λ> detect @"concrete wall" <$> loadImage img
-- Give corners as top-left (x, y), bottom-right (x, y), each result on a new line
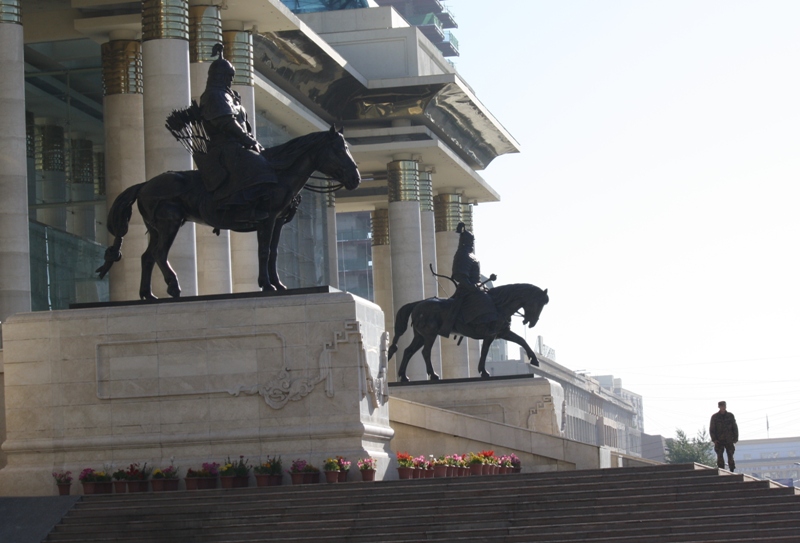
top-left (389, 397), bottom-right (609, 472)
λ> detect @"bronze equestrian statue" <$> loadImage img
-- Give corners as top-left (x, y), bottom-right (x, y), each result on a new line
top-left (97, 45), bottom-right (361, 299)
top-left (389, 223), bottom-right (548, 381)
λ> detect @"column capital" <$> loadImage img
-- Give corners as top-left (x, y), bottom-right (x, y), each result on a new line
top-left (371, 208), bottom-right (390, 246)
top-left (0, 0), bottom-right (21, 25)
top-left (101, 40), bottom-right (143, 95)
top-left (387, 159), bottom-right (419, 203)
top-left (189, 4), bottom-right (222, 63)
top-left (142, 0), bottom-right (189, 42)
top-left (433, 193), bottom-right (462, 233)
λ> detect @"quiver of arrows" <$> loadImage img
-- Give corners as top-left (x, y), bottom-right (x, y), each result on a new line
top-left (165, 100), bottom-right (209, 155)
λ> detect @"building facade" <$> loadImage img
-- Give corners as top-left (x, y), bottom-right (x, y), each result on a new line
top-left (0, 0), bottom-right (518, 465)
top-left (736, 436), bottom-right (800, 487)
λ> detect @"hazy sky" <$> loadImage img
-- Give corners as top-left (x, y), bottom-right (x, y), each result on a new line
top-left (452, 1), bottom-right (800, 440)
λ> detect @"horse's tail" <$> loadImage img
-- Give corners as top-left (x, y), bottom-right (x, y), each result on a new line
top-left (96, 183), bottom-right (144, 279)
top-left (387, 300), bottom-right (423, 360)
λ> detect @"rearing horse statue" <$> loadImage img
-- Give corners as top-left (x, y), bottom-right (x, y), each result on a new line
top-left (96, 127), bottom-right (361, 299)
top-left (388, 283), bottom-right (549, 381)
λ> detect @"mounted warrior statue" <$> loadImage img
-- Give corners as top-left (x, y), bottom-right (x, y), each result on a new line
top-left (96, 44), bottom-right (361, 299)
top-left (389, 222), bottom-right (549, 381)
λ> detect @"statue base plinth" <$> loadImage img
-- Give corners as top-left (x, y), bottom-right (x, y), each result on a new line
top-left (0, 291), bottom-right (391, 495)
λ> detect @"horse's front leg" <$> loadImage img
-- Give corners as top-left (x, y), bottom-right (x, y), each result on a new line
top-left (257, 217), bottom-right (278, 291)
top-left (498, 329), bottom-right (539, 367)
top-left (478, 337), bottom-right (495, 378)
top-left (267, 218), bottom-right (287, 290)
top-left (421, 335), bottom-right (440, 381)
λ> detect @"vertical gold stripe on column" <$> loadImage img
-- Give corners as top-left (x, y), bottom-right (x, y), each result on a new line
top-left (35, 125), bottom-right (65, 173)
top-left (189, 5), bottom-right (222, 63)
top-left (433, 193), bottom-right (462, 233)
top-left (25, 111), bottom-right (34, 158)
top-left (461, 202), bottom-right (474, 232)
top-left (223, 30), bottom-right (254, 86)
top-left (70, 139), bottom-right (94, 185)
top-left (387, 160), bottom-right (419, 203)
top-left (418, 170), bottom-right (433, 213)
top-left (101, 40), bottom-right (143, 96)
top-left (371, 208), bottom-right (390, 246)
top-left (0, 0), bottom-right (21, 25)
top-left (94, 151), bottom-right (106, 196)
top-left (142, 0), bottom-right (189, 41)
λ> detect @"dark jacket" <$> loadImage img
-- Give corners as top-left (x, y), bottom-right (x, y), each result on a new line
top-left (709, 411), bottom-right (739, 444)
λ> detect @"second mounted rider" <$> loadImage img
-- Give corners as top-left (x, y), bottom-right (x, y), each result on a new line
top-left (440, 222), bottom-right (498, 338)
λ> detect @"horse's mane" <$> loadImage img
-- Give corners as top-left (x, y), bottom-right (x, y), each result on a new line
top-left (488, 283), bottom-right (548, 309)
top-left (261, 130), bottom-right (329, 171)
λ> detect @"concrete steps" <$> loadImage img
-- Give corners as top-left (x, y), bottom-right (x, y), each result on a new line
top-left (44, 463), bottom-right (800, 543)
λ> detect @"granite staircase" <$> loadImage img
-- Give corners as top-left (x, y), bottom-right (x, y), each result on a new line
top-left (44, 463), bottom-right (800, 543)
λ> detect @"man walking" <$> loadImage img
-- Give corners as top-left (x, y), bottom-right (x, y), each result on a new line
top-left (709, 401), bottom-right (739, 472)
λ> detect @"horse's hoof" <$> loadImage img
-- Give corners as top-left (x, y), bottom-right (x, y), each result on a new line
top-left (428, 373), bottom-right (440, 381)
top-left (261, 284), bottom-right (277, 292)
top-left (529, 357), bottom-right (540, 367)
top-left (387, 344), bottom-right (397, 360)
top-left (167, 282), bottom-right (181, 298)
top-left (272, 282), bottom-right (287, 291)
top-left (398, 374), bottom-right (409, 383)
top-left (140, 292), bottom-right (157, 301)
top-left (480, 371), bottom-right (491, 379)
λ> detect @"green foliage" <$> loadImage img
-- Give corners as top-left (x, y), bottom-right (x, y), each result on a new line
top-left (666, 428), bottom-right (716, 466)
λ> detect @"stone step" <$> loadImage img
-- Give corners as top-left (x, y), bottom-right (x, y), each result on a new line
top-left (44, 465), bottom-right (800, 543)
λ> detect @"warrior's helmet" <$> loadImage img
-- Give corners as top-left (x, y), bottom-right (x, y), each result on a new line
top-left (456, 221), bottom-right (475, 249)
top-left (206, 43), bottom-right (235, 88)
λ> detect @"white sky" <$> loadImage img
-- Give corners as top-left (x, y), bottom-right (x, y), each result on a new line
top-left (452, 1), bottom-right (800, 441)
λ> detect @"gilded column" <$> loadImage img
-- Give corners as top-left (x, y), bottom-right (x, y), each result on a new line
top-left (434, 193), bottom-right (470, 379)
top-left (388, 158), bottom-right (426, 381)
top-left (189, 3), bottom-right (231, 295)
top-left (418, 168), bottom-right (442, 377)
top-left (223, 24), bottom-right (261, 293)
top-left (35, 122), bottom-right (67, 230)
top-left (142, 0), bottom-right (197, 297)
top-left (102, 37), bottom-right (148, 301)
top-left (0, 0), bottom-right (31, 325)
top-left (371, 208), bottom-right (393, 372)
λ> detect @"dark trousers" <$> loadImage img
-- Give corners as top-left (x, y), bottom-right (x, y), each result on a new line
top-left (715, 442), bottom-right (735, 470)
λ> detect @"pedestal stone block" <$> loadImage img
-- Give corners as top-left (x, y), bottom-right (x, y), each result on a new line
top-left (0, 291), bottom-right (392, 495)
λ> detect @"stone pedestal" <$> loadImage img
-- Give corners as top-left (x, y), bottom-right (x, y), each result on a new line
top-left (0, 290), bottom-right (393, 495)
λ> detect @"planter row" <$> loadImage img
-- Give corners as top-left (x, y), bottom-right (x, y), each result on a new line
top-left (397, 465), bottom-right (521, 479)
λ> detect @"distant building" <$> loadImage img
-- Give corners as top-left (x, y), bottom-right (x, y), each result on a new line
top-left (486, 338), bottom-right (643, 458)
top-left (736, 436), bottom-right (800, 487)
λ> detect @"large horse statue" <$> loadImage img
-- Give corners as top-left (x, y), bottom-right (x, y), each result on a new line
top-left (96, 126), bottom-right (361, 299)
top-left (388, 283), bottom-right (549, 381)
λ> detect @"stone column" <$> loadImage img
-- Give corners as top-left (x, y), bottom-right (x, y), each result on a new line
top-left (189, 3), bottom-right (231, 295)
top-left (0, 0), bottom-right (31, 326)
top-left (35, 122), bottom-right (67, 230)
top-left (142, 0), bottom-right (197, 297)
top-left (371, 207), bottom-right (393, 352)
top-left (326, 189), bottom-right (339, 288)
top-left (223, 24), bottom-right (260, 294)
top-left (461, 201), bottom-right (481, 369)
top-left (102, 37), bottom-right (148, 301)
top-left (388, 158), bottom-right (426, 381)
top-left (418, 168), bottom-right (442, 377)
top-left (434, 193), bottom-right (470, 379)
top-left (67, 137), bottom-right (96, 241)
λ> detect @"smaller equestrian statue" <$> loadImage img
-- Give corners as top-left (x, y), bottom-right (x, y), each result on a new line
top-left (97, 44), bottom-right (361, 299)
top-left (388, 222), bottom-right (548, 381)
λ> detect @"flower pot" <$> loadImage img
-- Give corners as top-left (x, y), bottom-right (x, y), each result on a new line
top-left (290, 472), bottom-right (305, 485)
top-left (360, 469), bottom-right (375, 482)
top-left (325, 471), bottom-right (339, 484)
top-left (338, 470), bottom-right (348, 483)
top-left (412, 468), bottom-right (422, 479)
top-left (512, 467), bottom-right (521, 473)
top-left (481, 464), bottom-right (491, 475)
top-left (269, 474), bottom-right (282, 486)
top-left (81, 482), bottom-right (95, 495)
top-left (152, 479), bottom-right (179, 492)
top-left (185, 477), bottom-right (216, 490)
top-left (220, 476), bottom-right (248, 489)
top-left (57, 483), bottom-right (71, 496)
top-left (446, 466), bottom-right (455, 477)
top-left (424, 468), bottom-right (434, 478)
top-left (469, 464), bottom-right (483, 476)
top-left (113, 481), bottom-right (127, 494)
top-left (94, 482), bottom-right (113, 494)
top-left (255, 474), bottom-right (270, 487)
top-left (433, 465), bottom-right (448, 478)
top-left (127, 480), bottom-right (149, 493)
top-left (303, 473), bottom-right (314, 484)
top-left (397, 467), bottom-right (413, 480)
